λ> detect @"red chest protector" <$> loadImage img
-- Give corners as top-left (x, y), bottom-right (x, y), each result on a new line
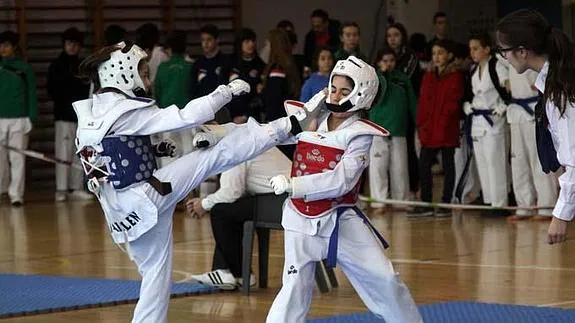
top-left (289, 118), bottom-right (389, 217)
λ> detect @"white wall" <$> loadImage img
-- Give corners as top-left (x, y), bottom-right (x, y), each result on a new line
top-left (242, 0), bottom-right (440, 61)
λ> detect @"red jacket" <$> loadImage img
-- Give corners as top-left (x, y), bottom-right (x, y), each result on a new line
top-left (416, 66), bottom-right (464, 148)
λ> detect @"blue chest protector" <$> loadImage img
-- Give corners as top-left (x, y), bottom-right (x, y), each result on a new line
top-left (100, 135), bottom-right (158, 189)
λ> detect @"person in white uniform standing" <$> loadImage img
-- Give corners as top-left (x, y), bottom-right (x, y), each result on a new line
top-left (506, 67), bottom-right (558, 221)
top-left (266, 56), bottom-right (422, 323)
top-left (0, 31), bottom-right (37, 206)
top-left (73, 41), bottom-right (316, 323)
top-left (463, 33), bottom-right (510, 214)
top-left (496, 9), bottom-right (575, 244)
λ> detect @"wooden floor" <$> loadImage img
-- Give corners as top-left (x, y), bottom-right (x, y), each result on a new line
top-left (1, 197), bottom-right (575, 322)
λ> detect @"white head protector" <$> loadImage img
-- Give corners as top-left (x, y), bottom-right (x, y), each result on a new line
top-left (97, 41), bottom-right (148, 97)
top-left (325, 55), bottom-right (379, 113)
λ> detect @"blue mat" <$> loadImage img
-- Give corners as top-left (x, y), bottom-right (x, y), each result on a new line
top-left (308, 301), bottom-right (575, 322)
top-left (0, 273), bottom-right (217, 318)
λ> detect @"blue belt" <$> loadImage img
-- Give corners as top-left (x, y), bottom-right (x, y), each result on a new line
top-left (510, 96), bottom-right (538, 116)
top-left (462, 108), bottom-right (493, 147)
top-left (326, 206), bottom-right (389, 268)
top-left (471, 108), bottom-right (494, 126)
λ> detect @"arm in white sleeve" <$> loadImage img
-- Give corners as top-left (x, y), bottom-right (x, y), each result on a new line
top-left (553, 165), bottom-right (575, 221)
top-left (552, 103), bottom-right (575, 221)
top-left (201, 162), bottom-right (248, 211)
top-left (290, 135), bottom-right (371, 201)
top-left (495, 59), bottom-right (510, 86)
top-left (112, 87), bottom-right (231, 136)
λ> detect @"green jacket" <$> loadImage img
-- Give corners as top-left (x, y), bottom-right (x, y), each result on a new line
top-left (0, 57), bottom-right (37, 120)
top-left (333, 47), bottom-right (366, 62)
top-left (388, 69), bottom-right (417, 121)
top-left (154, 54), bottom-right (193, 109)
top-left (368, 70), bottom-right (416, 137)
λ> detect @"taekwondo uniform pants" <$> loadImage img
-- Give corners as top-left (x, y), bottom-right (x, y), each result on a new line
top-left (124, 118), bottom-right (290, 323)
top-left (266, 211), bottom-right (422, 323)
top-left (369, 136), bottom-right (409, 203)
top-left (473, 131), bottom-right (509, 207)
top-left (0, 118), bottom-right (30, 203)
top-left (510, 121), bottom-right (558, 216)
top-left (54, 121), bottom-right (84, 192)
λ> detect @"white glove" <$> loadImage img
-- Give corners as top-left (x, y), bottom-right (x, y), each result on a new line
top-left (269, 175), bottom-right (292, 195)
top-left (493, 102), bottom-right (507, 117)
top-left (284, 89), bottom-right (327, 132)
top-left (304, 89), bottom-right (327, 116)
top-left (193, 131), bottom-right (220, 149)
top-left (463, 102), bottom-right (474, 116)
top-left (227, 79), bottom-right (250, 97)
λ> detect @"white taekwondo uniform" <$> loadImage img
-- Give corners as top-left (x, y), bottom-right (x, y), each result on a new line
top-left (74, 88), bottom-right (294, 323)
top-left (507, 68), bottom-right (557, 217)
top-left (535, 61), bottom-right (575, 222)
top-left (266, 113), bottom-right (422, 323)
top-left (467, 58), bottom-right (510, 207)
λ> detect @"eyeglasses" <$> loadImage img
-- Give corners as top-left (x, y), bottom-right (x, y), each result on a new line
top-left (494, 45), bottom-right (523, 57)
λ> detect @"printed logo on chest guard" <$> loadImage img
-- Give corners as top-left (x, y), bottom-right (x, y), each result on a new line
top-left (306, 149), bottom-right (325, 163)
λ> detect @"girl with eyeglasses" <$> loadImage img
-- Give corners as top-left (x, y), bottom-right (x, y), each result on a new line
top-left (496, 8), bottom-right (575, 244)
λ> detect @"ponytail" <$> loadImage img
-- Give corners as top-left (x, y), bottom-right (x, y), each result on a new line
top-left (544, 26), bottom-right (575, 115)
top-left (497, 9), bottom-right (575, 115)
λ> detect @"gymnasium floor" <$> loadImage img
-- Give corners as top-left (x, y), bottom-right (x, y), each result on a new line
top-left (1, 197), bottom-right (574, 322)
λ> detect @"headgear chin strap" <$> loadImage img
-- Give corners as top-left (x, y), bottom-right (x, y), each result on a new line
top-left (325, 101), bottom-right (354, 113)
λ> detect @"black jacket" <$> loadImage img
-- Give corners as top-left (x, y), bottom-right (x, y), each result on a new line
top-left (228, 55), bottom-right (266, 120)
top-left (47, 52), bottom-right (90, 122)
top-left (190, 51), bottom-right (232, 99)
top-left (303, 19), bottom-right (341, 66)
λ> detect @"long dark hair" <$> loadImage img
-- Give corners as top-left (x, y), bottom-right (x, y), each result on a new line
top-left (263, 28), bottom-right (301, 98)
top-left (385, 22), bottom-right (409, 51)
top-left (497, 8), bottom-right (575, 115)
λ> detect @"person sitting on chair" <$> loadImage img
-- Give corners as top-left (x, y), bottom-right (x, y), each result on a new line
top-left (187, 146), bottom-right (291, 290)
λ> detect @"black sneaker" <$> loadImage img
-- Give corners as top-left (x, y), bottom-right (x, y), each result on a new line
top-left (481, 209), bottom-right (511, 217)
top-left (407, 206), bottom-right (434, 217)
top-left (434, 207), bottom-right (451, 217)
top-left (11, 201), bottom-right (22, 207)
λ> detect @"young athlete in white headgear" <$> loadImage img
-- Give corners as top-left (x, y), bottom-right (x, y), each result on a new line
top-left (73, 41), bottom-right (319, 323)
top-left (265, 56), bottom-right (422, 323)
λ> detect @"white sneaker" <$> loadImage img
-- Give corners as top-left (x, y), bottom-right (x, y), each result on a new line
top-left (236, 273), bottom-right (257, 287)
top-left (191, 269), bottom-right (237, 290)
top-left (55, 191), bottom-right (67, 202)
top-left (68, 190), bottom-right (94, 201)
